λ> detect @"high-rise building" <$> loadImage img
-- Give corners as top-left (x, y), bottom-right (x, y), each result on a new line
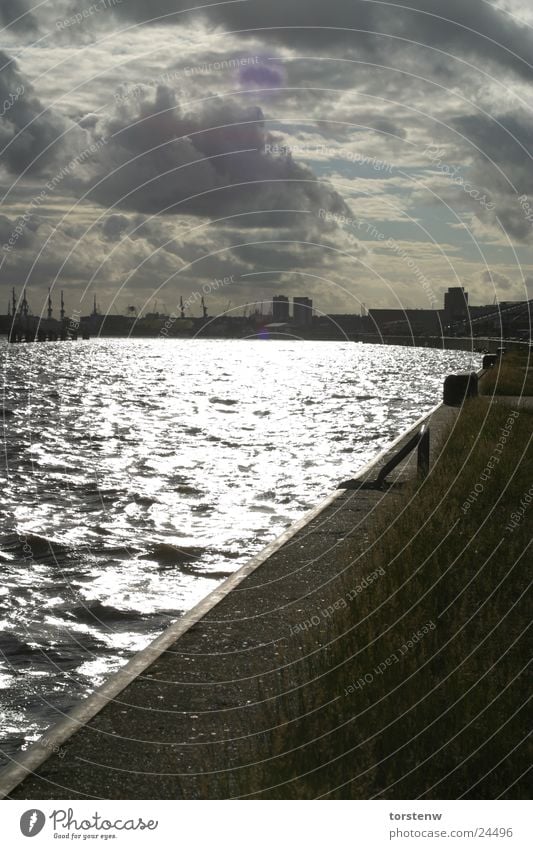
top-left (293, 297), bottom-right (313, 326)
top-left (444, 287), bottom-right (469, 323)
top-left (272, 295), bottom-right (290, 322)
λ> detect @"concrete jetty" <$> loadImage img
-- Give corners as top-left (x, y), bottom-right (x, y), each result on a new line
top-left (0, 395), bottom-right (464, 800)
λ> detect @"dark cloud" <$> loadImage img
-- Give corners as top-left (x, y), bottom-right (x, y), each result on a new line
top-left (382, 0), bottom-right (533, 81)
top-left (237, 58), bottom-right (286, 90)
top-left (454, 111), bottom-right (533, 193)
top-left (0, 51), bottom-right (67, 175)
top-left (101, 213), bottom-right (131, 241)
top-left (231, 237), bottom-right (362, 275)
top-left (0, 0), bottom-right (37, 33)
top-left (0, 211), bottom-right (39, 250)
top-left (82, 86), bottom-right (351, 225)
top-left (452, 111), bottom-right (533, 240)
top-left (113, 0), bottom-right (533, 80)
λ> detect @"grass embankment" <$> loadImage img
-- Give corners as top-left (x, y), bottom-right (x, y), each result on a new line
top-left (200, 394), bottom-right (531, 799)
top-left (480, 349), bottom-right (533, 396)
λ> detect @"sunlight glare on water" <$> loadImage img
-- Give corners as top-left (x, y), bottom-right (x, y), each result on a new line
top-left (0, 337), bottom-right (479, 758)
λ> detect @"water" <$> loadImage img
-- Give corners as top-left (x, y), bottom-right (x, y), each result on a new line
top-left (0, 338), bottom-right (478, 761)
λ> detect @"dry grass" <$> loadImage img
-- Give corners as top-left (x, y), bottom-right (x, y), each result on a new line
top-left (480, 350), bottom-right (533, 396)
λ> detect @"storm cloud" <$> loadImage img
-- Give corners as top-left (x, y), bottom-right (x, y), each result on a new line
top-left (451, 110), bottom-right (533, 240)
top-left (0, 0), bottom-right (37, 33)
top-left (112, 0), bottom-right (533, 80)
top-left (0, 51), bottom-right (68, 176)
top-left (82, 86), bottom-right (351, 225)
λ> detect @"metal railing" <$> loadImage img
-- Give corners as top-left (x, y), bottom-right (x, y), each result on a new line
top-left (340, 424), bottom-right (430, 490)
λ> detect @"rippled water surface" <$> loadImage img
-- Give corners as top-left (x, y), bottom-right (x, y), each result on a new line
top-left (0, 338), bottom-right (478, 760)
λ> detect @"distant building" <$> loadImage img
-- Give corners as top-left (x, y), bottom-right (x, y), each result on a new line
top-left (272, 295), bottom-right (290, 322)
top-left (444, 287), bottom-right (469, 323)
top-left (293, 297), bottom-right (313, 326)
top-left (368, 308), bottom-right (444, 335)
top-left (470, 300), bottom-right (532, 338)
top-left (324, 314), bottom-right (367, 336)
top-left (370, 288), bottom-right (471, 337)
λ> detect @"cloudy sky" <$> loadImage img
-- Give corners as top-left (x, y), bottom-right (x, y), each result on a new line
top-left (1, 0), bottom-right (533, 319)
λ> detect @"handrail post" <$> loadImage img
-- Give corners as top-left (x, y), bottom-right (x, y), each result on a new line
top-left (417, 425), bottom-right (430, 479)
top-left (340, 423), bottom-right (431, 490)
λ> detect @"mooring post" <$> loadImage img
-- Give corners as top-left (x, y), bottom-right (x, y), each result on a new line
top-left (443, 372), bottom-right (479, 406)
top-left (482, 354), bottom-right (497, 369)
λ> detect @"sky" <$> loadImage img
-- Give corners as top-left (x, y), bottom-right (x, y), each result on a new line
top-left (1, 0), bottom-right (533, 319)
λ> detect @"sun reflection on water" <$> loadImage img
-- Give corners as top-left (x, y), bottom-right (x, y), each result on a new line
top-left (0, 337), bottom-right (479, 757)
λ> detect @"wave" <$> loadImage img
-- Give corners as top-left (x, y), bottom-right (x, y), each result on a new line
top-left (139, 543), bottom-right (206, 564)
top-left (0, 533), bottom-right (71, 561)
top-left (67, 601), bottom-right (149, 625)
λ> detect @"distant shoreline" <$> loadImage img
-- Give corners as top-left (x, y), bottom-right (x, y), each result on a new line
top-left (0, 332), bottom-right (529, 352)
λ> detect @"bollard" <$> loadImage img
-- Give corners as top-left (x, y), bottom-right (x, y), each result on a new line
top-left (497, 347), bottom-right (506, 357)
top-left (482, 354), bottom-right (497, 369)
top-left (443, 372), bottom-right (479, 406)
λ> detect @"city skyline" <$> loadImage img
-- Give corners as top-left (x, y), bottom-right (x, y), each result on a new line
top-left (4, 280), bottom-right (531, 325)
